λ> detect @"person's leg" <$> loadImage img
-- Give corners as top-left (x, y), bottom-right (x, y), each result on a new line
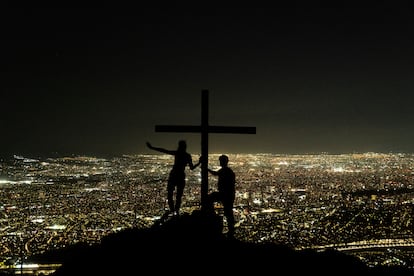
top-left (167, 180), bottom-right (175, 212)
top-left (223, 202), bottom-right (235, 237)
top-left (204, 192), bottom-right (220, 213)
top-left (174, 180), bottom-right (185, 215)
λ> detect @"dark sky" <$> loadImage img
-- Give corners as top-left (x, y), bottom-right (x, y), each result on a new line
top-left (2, 5), bottom-right (414, 158)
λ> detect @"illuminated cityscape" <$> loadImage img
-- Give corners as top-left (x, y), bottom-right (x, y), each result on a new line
top-left (1, 152), bottom-right (414, 274)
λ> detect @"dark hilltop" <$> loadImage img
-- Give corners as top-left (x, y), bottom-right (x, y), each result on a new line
top-left (27, 209), bottom-right (410, 276)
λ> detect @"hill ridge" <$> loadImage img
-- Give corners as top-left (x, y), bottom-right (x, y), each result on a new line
top-left (47, 210), bottom-right (412, 275)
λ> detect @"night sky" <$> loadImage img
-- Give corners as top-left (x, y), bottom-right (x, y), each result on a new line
top-left (2, 6), bottom-right (414, 158)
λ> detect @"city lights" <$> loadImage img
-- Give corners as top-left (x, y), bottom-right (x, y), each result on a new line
top-left (0, 152), bottom-right (414, 273)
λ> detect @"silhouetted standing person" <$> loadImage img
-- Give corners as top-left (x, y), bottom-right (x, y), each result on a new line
top-left (207, 154), bottom-right (236, 237)
top-left (146, 140), bottom-right (200, 215)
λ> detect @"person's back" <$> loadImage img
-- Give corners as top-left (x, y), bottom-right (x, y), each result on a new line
top-left (217, 166), bottom-right (235, 202)
top-left (172, 151), bottom-right (192, 172)
top-left (146, 140), bottom-right (200, 215)
top-left (208, 154), bottom-right (236, 237)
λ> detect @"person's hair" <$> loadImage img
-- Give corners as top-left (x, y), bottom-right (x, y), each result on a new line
top-left (178, 140), bottom-right (187, 150)
top-left (219, 154), bottom-right (229, 165)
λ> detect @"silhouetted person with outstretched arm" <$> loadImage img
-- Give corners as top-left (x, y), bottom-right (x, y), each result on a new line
top-left (146, 140), bottom-right (201, 215)
top-left (207, 154), bottom-right (236, 237)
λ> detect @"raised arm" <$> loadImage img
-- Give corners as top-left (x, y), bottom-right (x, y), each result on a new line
top-left (146, 142), bottom-right (175, 155)
top-left (189, 155), bottom-right (202, 170)
top-left (208, 168), bottom-right (219, 176)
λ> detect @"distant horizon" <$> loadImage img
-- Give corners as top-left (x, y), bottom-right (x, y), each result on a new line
top-left (3, 150), bottom-right (414, 160)
top-left (3, 7), bottom-right (414, 163)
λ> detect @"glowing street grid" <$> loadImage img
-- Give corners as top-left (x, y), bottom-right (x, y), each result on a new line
top-left (0, 152), bottom-right (413, 273)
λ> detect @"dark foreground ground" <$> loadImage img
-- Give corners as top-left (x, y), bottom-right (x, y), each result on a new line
top-left (26, 210), bottom-right (414, 276)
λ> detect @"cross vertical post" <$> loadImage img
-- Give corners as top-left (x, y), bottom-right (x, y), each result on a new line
top-left (200, 90), bottom-right (209, 206)
top-left (155, 89), bottom-right (256, 210)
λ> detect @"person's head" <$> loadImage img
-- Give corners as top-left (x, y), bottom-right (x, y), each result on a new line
top-left (219, 154), bottom-right (229, 167)
top-left (178, 140), bottom-right (187, 151)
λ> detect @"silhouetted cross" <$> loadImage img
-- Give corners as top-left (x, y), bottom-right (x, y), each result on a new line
top-left (155, 89), bottom-right (256, 209)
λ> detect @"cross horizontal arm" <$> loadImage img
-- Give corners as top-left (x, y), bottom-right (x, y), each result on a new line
top-left (155, 125), bottom-right (256, 134)
top-left (208, 126), bottom-right (256, 134)
top-left (155, 125), bottom-right (201, 133)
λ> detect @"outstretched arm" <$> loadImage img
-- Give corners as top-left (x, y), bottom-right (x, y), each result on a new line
top-left (208, 168), bottom-right (219, 176)
top-left (189, 156), bottom-right (202, 170)
top-left (146, 142), bottom-right (175, 155)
